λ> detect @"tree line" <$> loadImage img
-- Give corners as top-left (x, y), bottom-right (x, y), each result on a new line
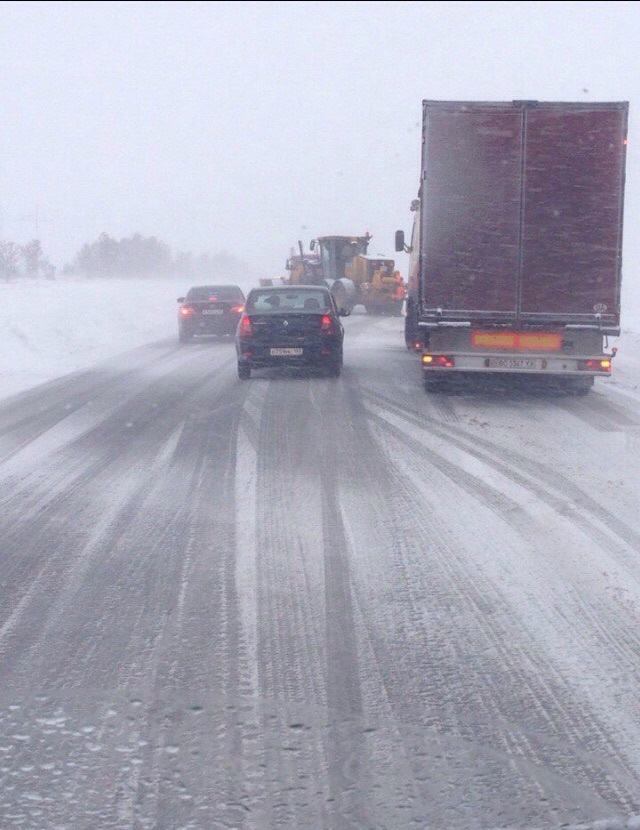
top-left (0, 232), bottom-right (253, 281)
top-left (0, 239), bottom-right (55, 280)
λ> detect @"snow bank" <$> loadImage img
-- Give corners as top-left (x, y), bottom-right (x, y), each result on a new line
top-left (0, 277), bottom-right (257, 400)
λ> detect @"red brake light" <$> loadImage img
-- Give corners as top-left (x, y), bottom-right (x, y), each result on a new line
top-left (180, 306), bottom-right (194, 316)
top-left (581, 358), bottom-right (611, 372)
top-left (231, 304), bottom-right (244, 313)
top-left (238, 314), bottom-right (252, 336)
top-left (320, 314), bottom-right (332, 333)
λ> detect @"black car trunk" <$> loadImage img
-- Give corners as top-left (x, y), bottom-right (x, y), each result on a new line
top-left (249, 313), bottom-right (326, 345)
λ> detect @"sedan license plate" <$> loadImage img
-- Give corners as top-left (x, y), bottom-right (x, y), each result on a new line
top-left (487, 357), bottom-right (542, 370)
top-left (202, 309), bottom-right (224, 315)
top-left (270, 347), bottom-right (303, 356)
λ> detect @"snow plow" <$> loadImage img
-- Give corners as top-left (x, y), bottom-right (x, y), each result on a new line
top-left (345, 254), bottom-right (404, 315)
top-left (285, 234), bottom-right (403, 314)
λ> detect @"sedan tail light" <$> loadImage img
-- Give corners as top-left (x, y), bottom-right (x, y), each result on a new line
top-left (238, 314), bottom-right (253, 336)
top-left (320, 314), bottom-right (333, 333)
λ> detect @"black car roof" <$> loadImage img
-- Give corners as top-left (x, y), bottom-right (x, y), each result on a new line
top-left (189, 284), bottom-right (242, 290)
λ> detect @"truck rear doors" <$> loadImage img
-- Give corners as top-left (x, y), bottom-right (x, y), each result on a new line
top-left (419, 101), bottom-right (627, 331)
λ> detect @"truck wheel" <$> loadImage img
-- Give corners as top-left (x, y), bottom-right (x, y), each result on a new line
top-left (404, 301), bottom-right (419, 349)
top-left (568, 377), bottom-right (593, 395)
top-left (423, 375), bottom-right (440, 393)
top-left (238, 363), bottom-right (251, 380)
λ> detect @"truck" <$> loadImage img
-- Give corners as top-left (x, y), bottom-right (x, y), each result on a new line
top-left (286, 234), bottom-right (404, 314)
top-left (396, 100), bottom-right (628, 394)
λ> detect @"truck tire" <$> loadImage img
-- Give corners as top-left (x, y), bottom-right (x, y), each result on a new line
top-left (405, 299), bottom-right (419, 349)
top-left (568, 376), bottom-right (593, 395)
top-left (423, 375), bottom-right (441, 393)
top-left (237, 363), bottom-right (251, 380)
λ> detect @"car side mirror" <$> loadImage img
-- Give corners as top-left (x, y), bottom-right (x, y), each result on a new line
top-left (395, 230), bottom-right (405, 252)
top-left (177, 297), bottom-right (186, 303)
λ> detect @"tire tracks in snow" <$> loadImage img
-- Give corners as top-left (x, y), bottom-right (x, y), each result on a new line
top-left (0, 352), bottom-right (255, 829)
top-left (331, 375), bottom-right (640, 825)
top-left (364, 386), bottom-right (640, 571)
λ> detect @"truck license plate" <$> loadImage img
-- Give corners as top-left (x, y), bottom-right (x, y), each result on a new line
top-left (270, 348), bottom-right (303, 356)
top-left (487, 358), bottom-right (542, 370)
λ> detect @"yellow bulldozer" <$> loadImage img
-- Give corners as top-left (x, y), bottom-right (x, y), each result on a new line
top-left (345, 254), bottom-right (404, 315)
top-left (285, 235), bottom-right (404, 315)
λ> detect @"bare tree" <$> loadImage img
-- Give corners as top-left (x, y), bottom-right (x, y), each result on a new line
top-left (0, 240), bottom-right (20, 281)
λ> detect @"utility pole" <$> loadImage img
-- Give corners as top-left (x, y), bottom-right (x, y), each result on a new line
top-left (16, 205), bottom-right (50, 238)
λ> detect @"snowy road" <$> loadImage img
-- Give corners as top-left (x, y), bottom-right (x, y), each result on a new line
top-left (1, 315), bottom-right (640, 830)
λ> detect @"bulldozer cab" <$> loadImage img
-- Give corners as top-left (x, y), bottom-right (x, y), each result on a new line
top-left (315, 234), bottom-right (371, 282)
top-left (342, 255), bottom-right (392, 286)
top-left (364, 257), bottom-right (395, 282)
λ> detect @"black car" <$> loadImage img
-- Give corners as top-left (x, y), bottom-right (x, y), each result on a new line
top-left (177, 284), bottom-right (246, 342)
top-left (235, 285), bottom-right (348, 379)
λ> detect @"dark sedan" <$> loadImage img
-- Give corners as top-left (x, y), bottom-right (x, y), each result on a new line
top-left (177, 284), bottom-right (246, 342)
top-left (235, 285), bottom-right (348, 379)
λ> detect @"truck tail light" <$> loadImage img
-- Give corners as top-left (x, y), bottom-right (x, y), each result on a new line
top-left (422, 354), bottom-right (454, 368)
top-left (580, 358), bottom-right (611, 372)
top-left (320, 314), bottom-right (333, 333)
top-left (231, 304), bottom-right (244, 314)
top-left (238, 314), bottom-right (253, 336)
top-left (180, 305), bottom-right (194, 316)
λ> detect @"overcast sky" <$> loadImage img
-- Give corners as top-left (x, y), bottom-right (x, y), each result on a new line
top-left (1, 0), bottom-right (639, 319)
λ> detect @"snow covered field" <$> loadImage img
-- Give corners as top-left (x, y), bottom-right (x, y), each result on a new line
top-left (0, 277), bottom-right (258, 400)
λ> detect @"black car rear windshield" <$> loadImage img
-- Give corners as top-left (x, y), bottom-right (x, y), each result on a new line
top-left (246, 289), bottom-right (331, 313)
top-left (186, 285), bottom-right (244, 301)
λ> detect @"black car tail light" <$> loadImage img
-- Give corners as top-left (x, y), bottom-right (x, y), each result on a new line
top-left (320, 314), bottom-right (333, 333)
top-left (180, 306), bottom-right (194, 316)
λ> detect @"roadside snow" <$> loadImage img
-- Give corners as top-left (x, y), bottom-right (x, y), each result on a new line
top-left (0, 277), bottom-right (257, 401)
